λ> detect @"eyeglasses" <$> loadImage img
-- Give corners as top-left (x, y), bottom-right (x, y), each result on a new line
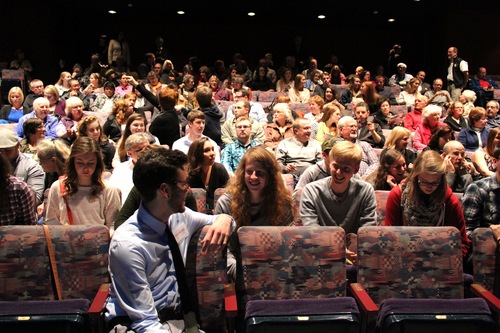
top-left (236, 125), bottom-right (250, 129)
top-left (171, 180), bottom-right (189, 190)
top-left (417, 178), bottom-right (441, 187)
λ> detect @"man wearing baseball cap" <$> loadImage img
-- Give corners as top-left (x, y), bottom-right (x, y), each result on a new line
top-left (0, 128), bottom-right (45, 206)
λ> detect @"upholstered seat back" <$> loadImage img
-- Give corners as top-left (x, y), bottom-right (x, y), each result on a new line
top-left (190, 188), bottom-right (207, 213)
top-left (238, 226), bottom-right (346, 301)
top-left (357, 226), bottom-right (464, 305)
top-left (374, 190), bottom-right (389, 226)
top-left (0, 225), bottom-right (110, 301)
top-left (186, 225), bottom-right (227, 332)
top-left (472, 228), bottom-right (496, 294)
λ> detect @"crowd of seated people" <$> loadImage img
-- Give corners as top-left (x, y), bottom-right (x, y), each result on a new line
top-left (2, 45), bottom-right (500, 332)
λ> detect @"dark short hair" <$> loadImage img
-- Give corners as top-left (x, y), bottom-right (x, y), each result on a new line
top-left (103, 81), bottom-right (115, 89)
top-left (23, 118), bottom-right (44, 136)
top-left (493, 147), bottom-right (500, 159)
top-left (133, 146), bottom-right (187, 202)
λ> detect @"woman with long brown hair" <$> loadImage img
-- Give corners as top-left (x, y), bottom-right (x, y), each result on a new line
top-left (383, 150), bottom-right (469, 257)
top-left (215, 146), bottom-right (294, 280)
top-left (187, 137), bottom-right (229, 212)
top-left (45, 137), bottom-right (120, 235)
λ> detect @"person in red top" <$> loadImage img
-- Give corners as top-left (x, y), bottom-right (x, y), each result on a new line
top-left (469, 67), bottom-right (499, 108)
top-left (403, 95), bottom-right (427, 132)
top-left (413, 105), bottom-right (446, 150)
top-left (383, 150), bottom-right (470, 258)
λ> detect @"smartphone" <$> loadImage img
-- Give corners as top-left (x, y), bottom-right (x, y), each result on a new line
top-left (367, 116), bottom-right (374, 123)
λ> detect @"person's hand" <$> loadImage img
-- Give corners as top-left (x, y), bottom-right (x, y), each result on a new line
top-left (285, 164), bottom-right (297, 173)
top-left (124, 75), bottom-right (138, 87)
top-left (464, 160), bottom-right (479, 175)
top-left (201, 214), bottom-right (233, 252)
top-left (37, 203), bottom-right (44, 219)
top-left (444, 155), bottom-right (455, 173)
top-left (346, 249), bottom-right (357, 265)
top-left (367, 122), bottom-right (375, 132)
top-left (387, 175), bottom-right (397, 188)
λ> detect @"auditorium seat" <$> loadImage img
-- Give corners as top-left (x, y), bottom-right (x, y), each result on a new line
top-left (238, 226), bottom-right (360, 333)
top-left (351, 226), bottom-right (496, 333)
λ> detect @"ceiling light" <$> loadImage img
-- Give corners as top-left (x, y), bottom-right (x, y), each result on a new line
top-left (373, 10), bottom-right (379, 15)
top-left (388, 18), bottom-right (396, 22)
top-left (177, 11), bottom-right (185, 15)
top-left (318, 15), bottom-right (326, 19)
top-left (128, 3), bottom-right (133, 7)
top-left (108, 10), bottom-right (116, 14)
top-left (248, 12), bottom-right (255, 16)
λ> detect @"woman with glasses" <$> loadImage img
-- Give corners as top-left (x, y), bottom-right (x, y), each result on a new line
top-left (55, 97), bottom-right (85, 144)
top-left (19, 118), bottom-right (45, 157)
top-left (383, 150), bottom-right (469, 257)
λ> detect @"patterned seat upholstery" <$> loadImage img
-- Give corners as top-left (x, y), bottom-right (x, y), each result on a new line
top-left (357, 226), bottom-right (464, 305)
top-left (238, 226), bottom-right (346, 301)
top-left (213, 187), bottom-right (227, 209)
top-left (472, 228), bottom-right (497, 294)
top-left (186, 225), bottom-right (227, 332)
top-left (374, 190), bottom-right (389, 226)
top-left (280, 173), bottom-right (294, 195)
top-left (0, 226), bottom-right (53, 300)
top-left (0, 225), bottom-right (110, 301)
top-left (190, 188), bottom-right (207, 213)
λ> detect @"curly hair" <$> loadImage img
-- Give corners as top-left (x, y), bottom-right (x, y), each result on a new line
top-left (226, 146), bottom-right (294, 227)
top-left (111, 99), bottom-right (130, 125)
top-left (63, 136), bottom-right (105, 199)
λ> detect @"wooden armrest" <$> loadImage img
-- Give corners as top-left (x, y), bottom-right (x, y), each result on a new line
top-left (89, 283), bottom-right (111, 333)
top-left (224, 283), bottom-right (238, 317)
top-left (470, 284), bottom-right (500, 313)
top-left (350, 283), bottom-right (379, 314)
top-left (89, 283), bottom-right (111, 315)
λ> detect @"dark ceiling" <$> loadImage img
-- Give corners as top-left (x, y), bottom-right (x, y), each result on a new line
top-left (44, 0), bottom-right (500, 27)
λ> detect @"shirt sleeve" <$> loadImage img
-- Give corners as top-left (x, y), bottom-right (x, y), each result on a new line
top-left (359, 186), bottom-right (377, 227)
top-left (446, 191), bottom-right (470, 256)
top-left (299, 184), bottom-right (320, 226)
top-left (383, 186), bottom-right (403, 226)
top-left (104, 184), bottom-right (122, 231)
top-left (15, 180), bottom-right (37, 225)
top-left (109, 240), bottom-right (169, 333)
top-left (45, 180), bottom-right (62, 224)
top-left (462, 182), bottom-right (483, 235)
top-left (26, 162), bottom-right (46, 206)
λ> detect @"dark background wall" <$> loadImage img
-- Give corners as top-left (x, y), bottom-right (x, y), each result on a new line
top-left (2, 1), bottom-right (500, 84)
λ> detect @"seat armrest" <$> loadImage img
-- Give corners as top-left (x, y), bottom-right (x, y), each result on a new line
top-left (350, 283), bottom-right (378, 333)
top-left (350, 283), bottom-right (378, 314)
top-left (89, 283), bottom-right (111, 333)
top-left (224, 283), bottom-right (238, 317)
top-left (471, 283), bottom-right (500, 326)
